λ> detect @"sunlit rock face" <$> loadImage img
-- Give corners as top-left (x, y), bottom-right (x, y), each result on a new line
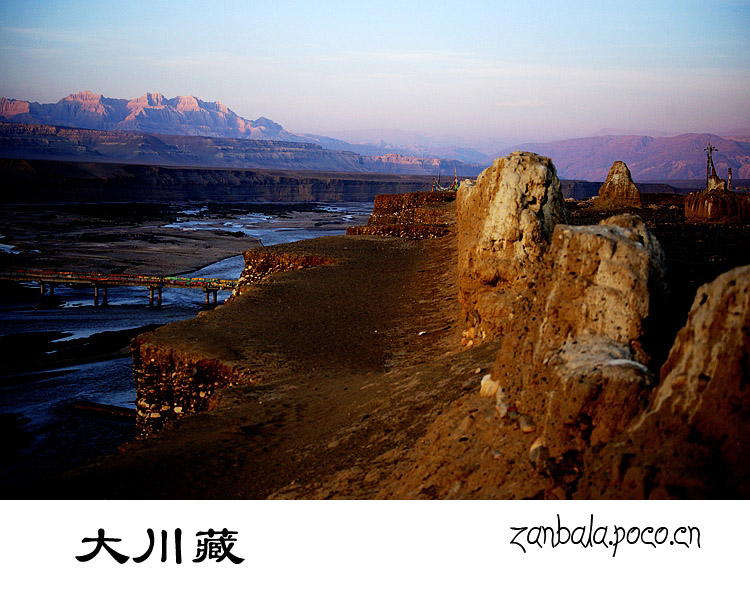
top-left (457, 151), bottom-right (667, 466)
top-left (578, 266), bottom-right (750, 499)
top-left (456, 151), bottom-right (567, 341)
top-left (485, 214), bottom-right (667, 462)
top-left (594, 161), bottom-right (641, 210)
top-left (0, 90), bottom-right (292, 139)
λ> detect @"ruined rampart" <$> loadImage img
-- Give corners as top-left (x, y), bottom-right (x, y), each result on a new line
top-left (132, 340), bottom-right (256, 437)
top-left (347, 191), bottom-right (455, 239)
top-left (388, 150), bottom-right (750, 499)
top-left (132, 247), bottom-right (335, 436)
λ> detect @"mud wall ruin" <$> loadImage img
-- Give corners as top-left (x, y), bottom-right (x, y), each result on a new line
top-left (346, 191), bottom-right (455, 239)
top-left (454, 151), bottom-right (750, 498)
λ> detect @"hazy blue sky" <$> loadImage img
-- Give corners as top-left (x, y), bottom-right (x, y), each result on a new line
top-left (1, 0), bottom-right (748, 145)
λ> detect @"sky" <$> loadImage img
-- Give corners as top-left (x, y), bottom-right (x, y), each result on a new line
top-left (1, 0), bottom-right (748, 147)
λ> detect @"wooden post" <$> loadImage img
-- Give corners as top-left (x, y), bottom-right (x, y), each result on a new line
top-left (39, 281), bottom-right (45, 296)
top-left (49, 284), bottom-right (55, 297)
top-left (705, 142), bottom-right (718, 189)
top-left (205, 289), bottom-right (210, 306)
top-left (101, 286), bottom-right (108, 306)
top-left (157, 287), bottom-right (163, 307)
top-left (149, 287), bottom-right (155, 307)
top-left (213, 289), bottom-right (218, 305)
top-left (94, 286), bottom-right (99, 307)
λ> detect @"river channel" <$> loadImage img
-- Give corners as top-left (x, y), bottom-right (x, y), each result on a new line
top-left (0, 201), bottom-right (372, 493)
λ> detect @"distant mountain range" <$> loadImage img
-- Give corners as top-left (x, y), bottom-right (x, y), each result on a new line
top-left (0, 122), bottom-right (484, 176)
top-left (1, 91), bottom-right (748, 180)
top-left (0, 91), bottom-right (477, 162)
top-left (0, 91), bottom-right (486, 176)
top-left (0, 91), bottom-right (306, 141)
top-left (498, 134), bottom-right (750, 180)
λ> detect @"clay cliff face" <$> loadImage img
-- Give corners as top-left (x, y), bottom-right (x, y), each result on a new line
top-left (482, 212), bottom-right (667, 464)
top-left (453, 153), bottom-right (667, 464)
top-left (577, 266), bottom-right (750, 498)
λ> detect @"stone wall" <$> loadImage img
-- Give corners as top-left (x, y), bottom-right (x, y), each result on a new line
top-left (577, 266), bottom-right (750, 498)
top-left (450, 151), bottom-right (750, 498)
top-left (453, 152), bottom-right (663, 487)
top-left (456, 151), bottom-right (568, 343)
top-left (346, 191), bottom-right (455, 239)
top-left (481, 212), bottom-right (667, 463)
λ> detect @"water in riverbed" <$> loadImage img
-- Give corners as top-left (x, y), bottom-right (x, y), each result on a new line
top-left (0, 202), bottom-right (372, 493)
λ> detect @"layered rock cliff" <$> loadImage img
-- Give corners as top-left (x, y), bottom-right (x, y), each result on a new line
top-left (0, 157), bottom-right (433, 205)
top-left (0, 122), bottom-right (484, 176)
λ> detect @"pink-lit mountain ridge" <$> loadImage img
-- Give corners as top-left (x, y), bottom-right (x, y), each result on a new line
top-left (0, 91), bottom-right (307, 141)
top-left (2, 91), bottom-right (749, 181)
top-left (0, 91), bottom-right (487, 173)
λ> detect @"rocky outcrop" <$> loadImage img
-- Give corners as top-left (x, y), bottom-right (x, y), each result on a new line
top-left (347, 191), bottom-right (455, 239)
top-left (436, 155), bottom-right (749, 498)
top-left (684, 189), bottom-right (749, 223)
top-left (577, 265), bottom-right (750, 498)
top-left (594, 161), bottom-right (641, 209)
top-left (0, 98), bottom-right (30, 117)
top-left (456, 151), bottom-right (568, 341)
top-left (540, 214), bottom-right (666, 355)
